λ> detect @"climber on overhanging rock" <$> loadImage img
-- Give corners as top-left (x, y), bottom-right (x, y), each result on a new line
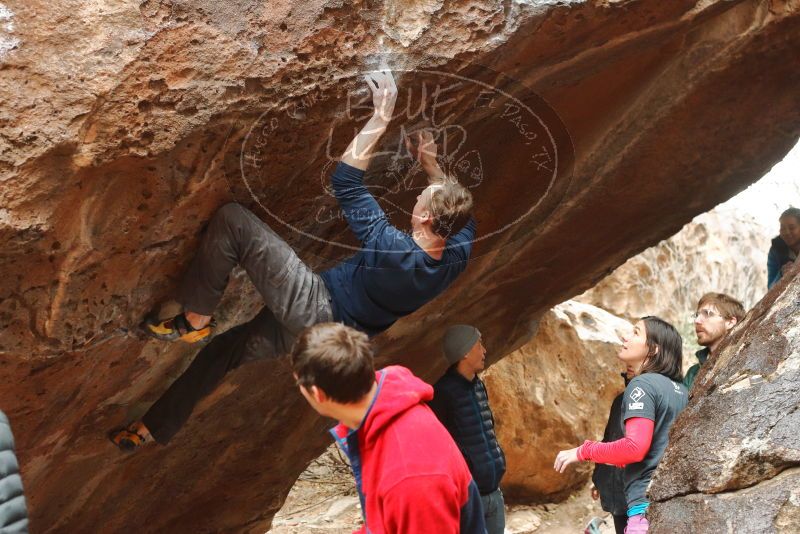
top-left (109, 70), bottom-right (478, 451)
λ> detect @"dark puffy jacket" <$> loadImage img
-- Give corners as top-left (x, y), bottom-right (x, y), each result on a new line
top-left (429, 368), bottom-right (506, 495)
top-left (591, 392), bottom-right (627, 516)
top-left (1, 411), bottom-right (28, 534)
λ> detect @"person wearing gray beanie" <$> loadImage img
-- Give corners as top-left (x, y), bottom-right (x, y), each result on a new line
top-left (429, 325), bottom-right (506, 534)
top-left (442, 324), bottom-right (482, 366)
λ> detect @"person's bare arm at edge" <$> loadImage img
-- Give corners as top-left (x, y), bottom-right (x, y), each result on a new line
top-left (341, 70), bottom-right (397, 170)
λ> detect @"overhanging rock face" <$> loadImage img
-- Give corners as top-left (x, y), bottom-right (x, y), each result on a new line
top-left (649, 264), bottom-right (800, 533)
top-left (1, 1), bottom-right (799, 532)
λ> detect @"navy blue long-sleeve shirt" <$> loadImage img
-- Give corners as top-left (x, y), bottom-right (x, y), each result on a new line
top-left (320, 162), bottom-right (476, 337)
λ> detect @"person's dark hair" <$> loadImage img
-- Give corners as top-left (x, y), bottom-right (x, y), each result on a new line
top-left (290, 323), bottom-right (375, 404)
top-left (780, 207), bottom-right (800, 224)
top-left (639, 316), bottom-right (683, 382)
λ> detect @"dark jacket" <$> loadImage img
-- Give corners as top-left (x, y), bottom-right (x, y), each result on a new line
top-left (429, 368), bottom-right (506, 495)
top-left (591, 383), bottom-right (627, 516)
top-left (767, 236), bottom-right (795, 289)
top-left (0, 411), bottom-right (28, 534)
top-left (683, 347), bottom-right (710, 390)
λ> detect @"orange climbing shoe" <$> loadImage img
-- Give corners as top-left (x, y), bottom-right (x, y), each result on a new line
top-left (141, 312), bottom-right (215, 343)
top-left (108, 424), bottom-right (150, 452)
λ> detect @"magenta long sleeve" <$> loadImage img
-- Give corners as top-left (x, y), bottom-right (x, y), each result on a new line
top-left (578, 417), bottom-right (654, 467)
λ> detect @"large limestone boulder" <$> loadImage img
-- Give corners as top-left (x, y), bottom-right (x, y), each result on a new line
top-left (484, 300), bottom-right (630, 501)
top-left (1, 1), bottom-right (799, 531)
top-left (648, 263), bottom-right (800, 533)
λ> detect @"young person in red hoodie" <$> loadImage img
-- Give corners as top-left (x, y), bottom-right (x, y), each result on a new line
top-left (290, 322), bottom-right (487, 534)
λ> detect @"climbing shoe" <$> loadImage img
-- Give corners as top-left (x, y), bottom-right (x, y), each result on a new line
top-left (141, 312), bottom-right (215, 343)
top-left (108, 425), bottom-right (149, 452)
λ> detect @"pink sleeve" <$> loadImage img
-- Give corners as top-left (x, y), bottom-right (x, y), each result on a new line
top-left (578, 417), bottom-right (654, 467)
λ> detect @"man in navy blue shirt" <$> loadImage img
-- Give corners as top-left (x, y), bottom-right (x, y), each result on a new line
top-left (111, 71), bottom-right (477, 450)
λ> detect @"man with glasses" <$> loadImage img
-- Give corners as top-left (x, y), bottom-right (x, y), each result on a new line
top-left (685, 293), bottom-right (746, 389)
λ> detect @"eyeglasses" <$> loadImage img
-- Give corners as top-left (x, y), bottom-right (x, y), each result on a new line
top-left (693, 309), bottom-right (721, 320)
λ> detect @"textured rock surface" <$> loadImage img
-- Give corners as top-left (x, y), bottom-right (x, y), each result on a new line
top-left (484, 300), bottom-right (630, 501)
top-left (648, 263), bottom-right (800, 533)
top-left (577, 210), bottom-right (770, 330)
top-left (1, 0), bottom-right (800, 532)
top-left (649, 468), bottom-right (800, 534)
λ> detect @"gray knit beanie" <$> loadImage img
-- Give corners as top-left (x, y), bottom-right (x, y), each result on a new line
top-left (442, 324), bottom-right (481, 365)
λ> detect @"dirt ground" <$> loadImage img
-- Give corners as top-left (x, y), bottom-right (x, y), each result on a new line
top-left (268, 448), bottom-right (618, 534)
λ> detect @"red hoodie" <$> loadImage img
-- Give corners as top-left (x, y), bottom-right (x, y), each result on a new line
top-left (331, 366), bottom-right (486, 534)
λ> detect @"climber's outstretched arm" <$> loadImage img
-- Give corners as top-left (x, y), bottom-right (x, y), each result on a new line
top-left (341, 71), bottom-right (397, 171)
